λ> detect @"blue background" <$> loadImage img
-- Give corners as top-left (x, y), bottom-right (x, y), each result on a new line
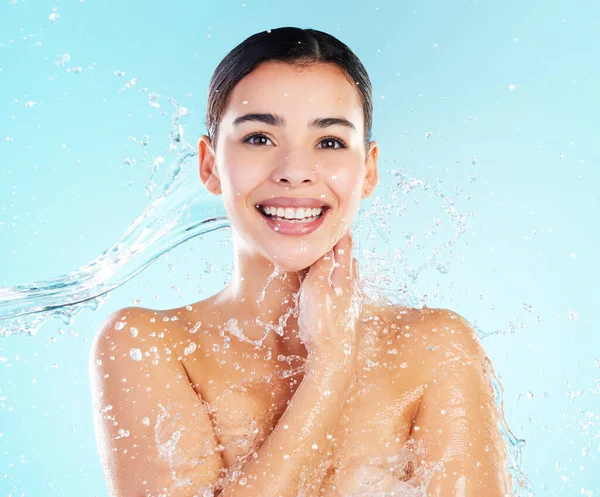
top-left (1, 1), bottom-right (598, 495)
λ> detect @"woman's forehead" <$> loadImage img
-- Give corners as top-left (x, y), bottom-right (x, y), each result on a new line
top-left (222, 61), bottom-right (363, 126)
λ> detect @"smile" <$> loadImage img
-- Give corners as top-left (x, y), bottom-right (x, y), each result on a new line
top-left (258, 205), bottom-right (325, 221)
top-left (255, 204), bottom-right (329, 235)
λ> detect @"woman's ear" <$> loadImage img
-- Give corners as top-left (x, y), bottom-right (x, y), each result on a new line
top-left (361, 140), bottom-right (379, 199)
top-left (198, 135), bottom-right (221, 195)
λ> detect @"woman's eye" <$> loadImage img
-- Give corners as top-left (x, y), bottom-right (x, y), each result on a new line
top-left (245, 134), bottom-right (272, 146)
top-left (318, 137), bottom-right (346, 150)
top-left (244, 133), bottom-right (346, 149)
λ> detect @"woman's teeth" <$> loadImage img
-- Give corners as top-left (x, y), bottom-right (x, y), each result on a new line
top-left (258, 205), bottom-right (324, 223)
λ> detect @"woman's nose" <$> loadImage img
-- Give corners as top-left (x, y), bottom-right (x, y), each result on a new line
top-left (270, 152), bottom-right (318, 187)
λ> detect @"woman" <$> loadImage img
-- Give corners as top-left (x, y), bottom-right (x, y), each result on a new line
top-left (89, 27), bottom-right (513, 497)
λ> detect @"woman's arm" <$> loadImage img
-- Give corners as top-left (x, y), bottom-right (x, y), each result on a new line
top-left (409, 309), bottom-right (513, 497)
top-left (218, 355), bottom-right (356, 497)
top-left (90, 307), bottom-right (355, 497)
top-left (89, 307), bottom-right (226, 497)
top-left (219, 234), bottom-right (360, 496)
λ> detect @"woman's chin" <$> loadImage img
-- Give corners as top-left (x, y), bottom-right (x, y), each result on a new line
top-left (267, 251), bottom-right (324, 274)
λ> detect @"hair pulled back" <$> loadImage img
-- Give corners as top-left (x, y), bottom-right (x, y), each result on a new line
top-left (205, 27), bottom-right (373, 152)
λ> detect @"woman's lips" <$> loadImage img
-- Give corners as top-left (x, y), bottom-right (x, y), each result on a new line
top-left (257, 207), bottom-right (329, 236)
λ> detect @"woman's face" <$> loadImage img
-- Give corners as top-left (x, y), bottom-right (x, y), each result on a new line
top-left (199, 61), bottom-right (379, 272)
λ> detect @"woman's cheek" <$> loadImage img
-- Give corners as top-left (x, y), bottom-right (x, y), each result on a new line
top-left (330, 164), bottom-right (364, 202)
top-left (222, 160), bottom-right (261, 196)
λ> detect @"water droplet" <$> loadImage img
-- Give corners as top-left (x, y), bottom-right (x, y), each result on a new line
top-left (130, 327), bottom-right (138, 337)
top-left (170, 123), bottom-right (183, 143)
top-left (114, 321), bottom-right (125, 331)
top-left (130, 348), bottom-right (142, 362)
top-left (148, 92), bottom-right (160, 108)
top-left (142, 417), bottom-right (150, 426)
top-left (56, 53), bottom-right (70, 67)
top-left (117, 428), bottom-right (130, 438)
top-left (526, 391), bottom-right (534, 400)
top-left (184, 342), bottom-right (197, 355)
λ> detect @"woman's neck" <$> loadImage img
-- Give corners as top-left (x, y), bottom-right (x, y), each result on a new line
top-left (211, 244), bottom-right (309, 352)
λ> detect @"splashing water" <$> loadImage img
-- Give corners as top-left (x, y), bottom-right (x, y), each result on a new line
top-left (0, 89), bottom-right (534, 495)
top-left (0, 99), bottom-right (228, 337)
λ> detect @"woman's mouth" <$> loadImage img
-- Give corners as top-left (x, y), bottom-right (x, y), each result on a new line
top-left (257, 205), bottom-right (325, 222)
top-left (255, 204), bottom-right (329, 235)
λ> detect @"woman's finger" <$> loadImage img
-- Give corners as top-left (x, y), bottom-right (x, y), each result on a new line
top-left (330, 230), bottom-right (353, 289)
top-left (352, 257), bottom-right (359, 282)
top-left (304, 248), bottom-right (335, 289)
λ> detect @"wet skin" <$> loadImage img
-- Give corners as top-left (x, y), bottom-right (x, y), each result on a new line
top-left (173, 299), bottom-right (426, 492)
top-left (90, 299), bottom-right (512, 496)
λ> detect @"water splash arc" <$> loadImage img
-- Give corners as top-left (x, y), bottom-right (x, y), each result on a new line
top-left (0, 145), bottom-right (229, 337)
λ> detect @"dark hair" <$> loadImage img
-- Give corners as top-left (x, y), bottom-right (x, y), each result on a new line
top-left (205, 27), bottom-right (373, 153)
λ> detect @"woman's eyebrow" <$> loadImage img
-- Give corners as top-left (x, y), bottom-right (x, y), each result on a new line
top-left (232, 113), bottom-right (356, 132)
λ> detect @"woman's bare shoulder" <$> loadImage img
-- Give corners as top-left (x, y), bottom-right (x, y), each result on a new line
top-left (408, 306), bottom-right (483, 356)
top-left (91, 305), bottom-right (163, 347)
top-left (402, 307), bottom-right (512, 495)
top-left (112, 296), bottom-right (219, 340)
top-left (89, 304), bottom-right (225, 497)
top-left (360, 302), bottom-right (450, 332)
top-left (362, 304), bottom-right (481, 366)
top-left (394, 305), bottom-right (481, 352)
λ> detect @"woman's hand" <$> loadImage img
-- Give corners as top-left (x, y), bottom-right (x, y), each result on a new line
top-left (297, 230), bottom-right (362, 369)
